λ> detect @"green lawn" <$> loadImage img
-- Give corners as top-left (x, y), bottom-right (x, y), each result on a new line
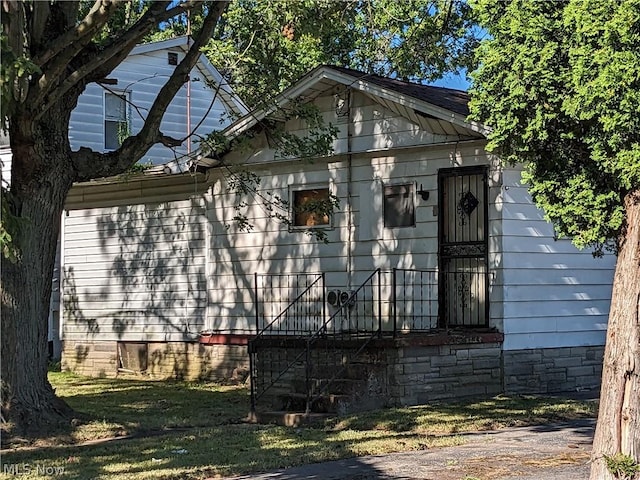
top-left (0, 371), bottom-right (597, 480)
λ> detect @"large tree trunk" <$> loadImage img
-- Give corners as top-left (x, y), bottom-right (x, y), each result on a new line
top-left (590, 190), bottom-right (640, 479)
top-left (1, 108), bottom-right (77, 439)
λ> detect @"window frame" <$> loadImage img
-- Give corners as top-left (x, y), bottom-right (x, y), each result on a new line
top-left (104, 90), bottom-right (130, 151)
top-left (383, 182), bottom-right (416, 229)
top-left (289, 184), bottom-right (335, 231)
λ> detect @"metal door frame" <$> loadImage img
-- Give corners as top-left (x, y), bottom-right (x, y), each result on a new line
top-left (437, 166), bottom-right (490, 328)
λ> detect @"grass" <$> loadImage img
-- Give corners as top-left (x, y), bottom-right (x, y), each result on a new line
top-left (0, 371), bottom-right (598, 480)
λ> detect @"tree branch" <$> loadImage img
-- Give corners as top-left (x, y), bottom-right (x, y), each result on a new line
top-left (28, 0), bottom-right (52, 47)
top-left (33, 0), bottom-right (117, 69)
top-left (71, 1), bottom-right (230, 181)
top-left (31, 1), bottom-right (203, 119)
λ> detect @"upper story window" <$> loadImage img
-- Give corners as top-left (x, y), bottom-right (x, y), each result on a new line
top-left (291, 187), bottom-right (332, 227)
top-left (104, 91), bottom-right (129, 150)
top-left (383, 183), bottom-right (415, 228)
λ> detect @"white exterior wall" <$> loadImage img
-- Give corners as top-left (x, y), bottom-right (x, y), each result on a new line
top-left (70, 48), bottom-right (233, 165)
top-left (498, 168), bottom-right (615, 350)
top-left (207, 90), bottom-right (499, 333)
top-left (1, 149), bottom-right (11, 188)
top-left (206, 141), bottom-right (501, 334)
top-left (63, 176), bottom-right (209, 342)
top-left (60, 89), bottom-right (616, 350)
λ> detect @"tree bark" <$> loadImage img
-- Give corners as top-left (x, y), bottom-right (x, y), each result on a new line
top-left (1, 106), bottom-right (77, 438)
top-left (590, 189), bottom-right (640, 479)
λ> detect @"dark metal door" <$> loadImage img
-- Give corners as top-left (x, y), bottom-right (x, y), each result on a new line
top-left (438, 166), bottom-right (489, 328)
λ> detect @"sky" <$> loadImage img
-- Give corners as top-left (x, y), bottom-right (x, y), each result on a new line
top-left (430, 70), bottom-right (471, 91)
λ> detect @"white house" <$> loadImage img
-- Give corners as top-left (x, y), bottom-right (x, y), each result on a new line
top-left (0, 37), bottom-right (248, 361)
top-left (58, 66), bottom-right (615, 409)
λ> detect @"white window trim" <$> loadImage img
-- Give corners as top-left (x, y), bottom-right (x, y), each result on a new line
top-left (103, 90), bottom-right (130, 151)
top-left (289, 182), bottom-right (336, 231)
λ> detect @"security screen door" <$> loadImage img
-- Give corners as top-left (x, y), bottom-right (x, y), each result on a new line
top-left (438, 166), bottom-right (489, 328)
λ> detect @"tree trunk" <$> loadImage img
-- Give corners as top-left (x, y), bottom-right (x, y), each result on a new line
top-left (1, 108), bottom-right (77, 439)
top-left (590, 189), bottom-right (640, 479)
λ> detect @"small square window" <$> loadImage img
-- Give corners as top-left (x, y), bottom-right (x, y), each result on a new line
top-left (168, 52), bottom-right (179, 65)
top-left (384, 183), bottom-right (415, 228)
top-left (104, 91), bottom-right (129, 150)
top-left (292, 188), bottom-right (331, 227)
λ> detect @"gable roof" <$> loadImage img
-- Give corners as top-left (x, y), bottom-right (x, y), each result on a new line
top-left (131, 37), bottom-right (249, 118)
top-left (223, 65), bottom-right (489, 140)
top-left (327, 66), bottom-right (470, 116)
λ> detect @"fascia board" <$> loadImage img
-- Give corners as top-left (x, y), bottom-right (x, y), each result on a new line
top-left (222, 66), bottom-right (348, 138)
top-left (223, 66), bottom-right (490, 138)
top-left (352, 80), bottom-right (491, 136)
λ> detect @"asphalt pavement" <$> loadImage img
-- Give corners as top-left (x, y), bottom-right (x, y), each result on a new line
top-left (226, 419), bottom-right (595, 480)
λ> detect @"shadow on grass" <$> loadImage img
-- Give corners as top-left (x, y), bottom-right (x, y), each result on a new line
top-left (1, 372), bottom-right (251, 448)
top-left (0, 374), bottom-right (598, 479)
top-left (325, 394), bottom-right (598, 435)
top-left (0, 422), bottom-right (419, 479)
top-left (61, 379), bottom-right (249, 431)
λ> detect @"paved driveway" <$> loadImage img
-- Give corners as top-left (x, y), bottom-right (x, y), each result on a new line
top-left (226, 419), bottom-right (594, 480)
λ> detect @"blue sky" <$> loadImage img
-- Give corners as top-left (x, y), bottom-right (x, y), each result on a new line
top-left (430, 70), bottom-right (471, 91)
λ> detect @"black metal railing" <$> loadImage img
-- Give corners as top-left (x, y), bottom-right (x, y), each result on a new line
top-left (249, 273), bottom-right (325, 414)
top-left (249, 267), bottom-right (489, 415)
top-left (249, 269), bottom-right (381, 414)
top-left (391, 268), bottom-right (438, 334)
top-left (254, 272), bottom-right (325, 335)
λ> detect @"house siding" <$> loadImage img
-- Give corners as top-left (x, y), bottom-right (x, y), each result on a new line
top-left (1, 149), bottom-right (11, 188)
top-left (205, 90), bottom-right (499, 333)
top-left (498, 168), bottom-right (615, 351)
top-left (70, 48), bottom-right (233, 165)
top-left (63, 176), bottom-right (208, 344)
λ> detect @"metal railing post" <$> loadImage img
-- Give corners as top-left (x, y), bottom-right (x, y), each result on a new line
top-left (322, 273), bottom-right (326, 335)
top-left (377, 269), bottom-right (382, 337)
top-left (305, 339), bottom-right (311, 415)
top-left (249, 346), bottom-right (256, 416)
top-left (254, 272), bottom-right (260, 334)
top-left (392, 268), bottom-right (397, 338)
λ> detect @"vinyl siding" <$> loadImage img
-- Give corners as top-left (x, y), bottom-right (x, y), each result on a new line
top-left (498, 168), bottom-right (615, 350)
top-left (1, 149), bottom-right (11, 187)
top-left (69, 48), bottom-right (233, 164)
top-left (63, 178), bottom-right (207, 342)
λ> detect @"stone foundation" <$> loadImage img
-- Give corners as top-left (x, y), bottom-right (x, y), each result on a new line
top-left (61, 338), bottom-right (249, 381)
top-left (391, 340), bottom-right (503, 405)
top-left (253, 332), bottom-right (504, 412)
top-left (503, 346), bottom-right (604, 394)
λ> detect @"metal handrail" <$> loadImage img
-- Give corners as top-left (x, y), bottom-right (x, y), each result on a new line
top-left (255, 273), bottom-right (325, 337)
top-left (250, 272), bottom-right (325, 414)
top-left (249, 269), bottom-right (381, 414)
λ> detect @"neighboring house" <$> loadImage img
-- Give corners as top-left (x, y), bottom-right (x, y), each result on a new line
top-left (59, 65), bottom-right (615, 409)
top-left (0, 37), bottom-right (248, 360)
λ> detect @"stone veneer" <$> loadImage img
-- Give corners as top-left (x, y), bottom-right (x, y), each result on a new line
top-left (61, 335), bottom-right (604, 403)
top-left (390, 340), bottom-right (503, 405)
top-left (62, 336), bottom-right (249, 381)
top-left (503, 346), bottom-right (604, 394)
top-left (253, 332), bottom-right (505, 412)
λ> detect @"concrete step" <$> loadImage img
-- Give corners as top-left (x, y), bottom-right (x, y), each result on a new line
top-left (278, 392), bottom-right (352, 413)
top-left (246, 410), bottom-right (334, 427)
top-left (291, 378), bottom-right (367, 395)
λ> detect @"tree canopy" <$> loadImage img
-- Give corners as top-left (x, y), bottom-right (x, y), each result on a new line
top-left (469, 0), bottom-right (640, 253)
top-left (470, 2), bottom-right (640, 478)
top-left (204, 0), bottom-right (478, 107)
